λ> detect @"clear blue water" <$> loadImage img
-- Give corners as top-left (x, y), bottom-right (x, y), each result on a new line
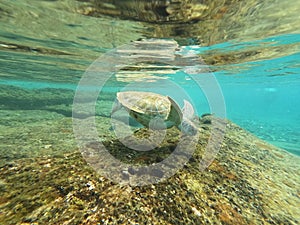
top-left (1, 35), bottom-right (299, 156)
top-left (196, 38), bottom-right (300, 155)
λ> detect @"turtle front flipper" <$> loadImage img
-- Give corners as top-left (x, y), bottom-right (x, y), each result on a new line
top-left (182, 99), bottom-right (195, 120)
top-left (111, 100), bottom-right (122, 116)
top-left (180, 99), bottom-right (198, 135)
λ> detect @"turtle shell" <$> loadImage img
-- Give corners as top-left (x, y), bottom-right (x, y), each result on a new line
top-left (116, 91), bottom-right (182, 128)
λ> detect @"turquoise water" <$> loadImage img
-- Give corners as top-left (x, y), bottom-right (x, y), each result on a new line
top-left (3, 35), bottom-right (299, 155)
top-left (197, 39), bottom-right (300, 155)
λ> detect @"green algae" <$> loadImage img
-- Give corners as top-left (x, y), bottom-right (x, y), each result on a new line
top-left (0, 113), bottom-right (299, 224)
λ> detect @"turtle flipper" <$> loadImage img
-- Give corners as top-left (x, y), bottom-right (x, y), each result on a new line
top-left (111, 100), bottom-right (122, 116)
top-left (180, 100), bottom-right (198, 135)
top-left (182, 99), bottom-right (195, 120)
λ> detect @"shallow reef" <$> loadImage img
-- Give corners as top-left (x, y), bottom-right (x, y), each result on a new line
top-left (0, 114), bottom-right (299, 224)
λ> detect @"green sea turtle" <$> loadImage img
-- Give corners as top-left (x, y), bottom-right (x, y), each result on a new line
top-left (112, 91), bottom-right (198, 135)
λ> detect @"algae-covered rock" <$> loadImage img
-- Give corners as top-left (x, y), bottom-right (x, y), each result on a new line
top-left (76, 0), bottom-right (260, 46)
top-left (0, 115), bottom-right (299, 224)
top-left (78, 0), bottom-right (210, 23)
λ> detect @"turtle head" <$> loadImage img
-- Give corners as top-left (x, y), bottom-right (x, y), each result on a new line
top-left (179, 119), bottom-right (198, 136)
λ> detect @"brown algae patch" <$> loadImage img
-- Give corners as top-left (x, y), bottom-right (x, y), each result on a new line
top-left (0, 116), bottom-right (299, 224)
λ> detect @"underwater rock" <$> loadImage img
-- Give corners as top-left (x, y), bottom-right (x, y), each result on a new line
top-left (75, 0), bottom-right (262, 46)
top-left (0, 116), bottom-right (299, 224)
top-left (77, 0), bottom-right (211, 23)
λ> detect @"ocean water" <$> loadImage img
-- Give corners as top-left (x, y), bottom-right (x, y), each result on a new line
top-left (1, 0), bottom-right (299, 156)
top-left (0, 0), bottom-right (300, 223)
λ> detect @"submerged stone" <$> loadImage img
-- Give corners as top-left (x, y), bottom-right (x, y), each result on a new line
top-left (0, 117), bottom-right (299, 224)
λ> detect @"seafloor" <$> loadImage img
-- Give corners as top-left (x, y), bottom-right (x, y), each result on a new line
top-left (0, 0), bottom-right (300, 224)
top-left (0, 87), bottom-right (299, 225)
